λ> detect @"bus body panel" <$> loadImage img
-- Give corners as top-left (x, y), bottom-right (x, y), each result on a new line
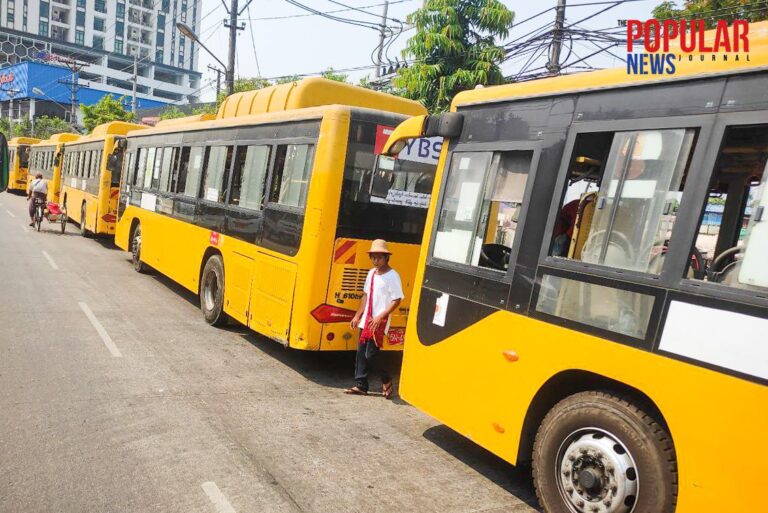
top-left (7, 139), bottom-right (37, 192)
top-left (322, 238), bottom-right (420, 350)
top-left (400, 300), bottom-right (767, 513)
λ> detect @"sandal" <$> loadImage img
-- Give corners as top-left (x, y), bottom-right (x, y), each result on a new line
top-left (344, 386), bottom-right (368, 395)
top-left (382, 381), bottom-right (394, 399)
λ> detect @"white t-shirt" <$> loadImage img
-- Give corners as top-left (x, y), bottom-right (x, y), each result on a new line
top-left (358, 268), bottom-right (404, 333)
top-left (31, 178), bottom-right (48, 194)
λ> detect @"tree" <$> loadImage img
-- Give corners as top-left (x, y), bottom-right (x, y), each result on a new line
top-left (158, 105), bottom-right (186, 120)
top-left (320, 68), bottom-right (349, 83)
top-left (653, 1), bottom-right (768, 29)
top-left (81, 95), bottom-right (134, 133)
top-left (0, 115), bottom-right (73, 139)
top-left (31, 116), bottom-right (73, 139)
top-left (394, 0), bottom-right (514, 112)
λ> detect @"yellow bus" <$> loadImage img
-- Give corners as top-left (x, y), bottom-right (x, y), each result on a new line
top-left (115, 78), bottom-right (437, 350)
top-left (381, 22), bottom-right (768, 513)
top-left (7, 137), bottom-right (39, 193)
top-left (60, 121), bottom-right (146, 237)
top-left (28, 133), bottom-right (80, 203)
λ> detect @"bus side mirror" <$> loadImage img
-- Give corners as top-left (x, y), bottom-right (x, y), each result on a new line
top-left (107, 153), bottom-right (120, 173)
top-left (424, 113), bottom-right (464, 139)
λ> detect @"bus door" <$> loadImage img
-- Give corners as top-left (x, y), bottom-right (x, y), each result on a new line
top-left (223, 144), bottom-right (271, 326)
top-left (248, 143), bottom-right (314, 343)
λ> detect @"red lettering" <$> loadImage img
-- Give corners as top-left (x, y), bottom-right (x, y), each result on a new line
top-left (644, 19), bottom-right (661, 52)
top-left (713, 20), bottom-right (731, 52)
top-left (734, 19), bottom-right (749, 52)
top-left (680, 19), bottom-right (696, 52)
top-left (627, 20), bottom-right (643, 52)
top-left (698, 20), bottom-right (713, 52)
top-left (662, 20), bottom-right (678, 52)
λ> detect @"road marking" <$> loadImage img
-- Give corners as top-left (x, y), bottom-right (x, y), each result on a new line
top-left (6, 209), bottom-right (16, 218)
top-left (78, 302), bottom-right (123, 358)
top-left (201, 482), bottom-right (236, 513)
top-left (42, 251), bottom-right (59, 270)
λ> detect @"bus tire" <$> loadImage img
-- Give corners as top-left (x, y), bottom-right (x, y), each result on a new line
top-left (200, 255), bottom-right (227, 326)
top-left (80, 203), bottom-right (91, 238)
top-left (532, 391), bottom-right (676, 513)
top-left (131, 224), bottom-right (148, 274)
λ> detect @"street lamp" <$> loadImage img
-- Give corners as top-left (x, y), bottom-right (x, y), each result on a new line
top-left (31, 87), bottom-right (81, 133)
top-left (176, 22), bottom-right (232, 96)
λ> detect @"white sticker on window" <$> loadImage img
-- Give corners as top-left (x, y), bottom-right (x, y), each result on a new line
top-left (70, 177), bottom-right (76, 187)
top-left (370, 189), bottom-right (431, 209)
top-left (140, 192), bottom-right (156, 212)
top-left (433, 293), bottom-right (449, 327)
top-left (459, 157), bottom-right (471, 170)
top-left (206, 188), bottom-right (218, 202)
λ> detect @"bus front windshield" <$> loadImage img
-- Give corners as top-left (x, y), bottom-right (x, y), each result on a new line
top-left (337, 120), bottom-right (437, 244)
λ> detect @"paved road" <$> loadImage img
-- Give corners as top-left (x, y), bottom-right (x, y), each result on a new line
top-left (0, 192), bottom-right (538, 513)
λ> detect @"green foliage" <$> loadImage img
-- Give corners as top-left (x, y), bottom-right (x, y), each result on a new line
top-left (652, 1), bottom-right (768, 29)
top-left (0, 115), bottom-right (73, 139)
top-left (394, 0), bottom-right (514, 112)
top-left (158, 105), bottom-right (186, 120)
top-left (274, 75), bottom-right (301, 85)
top-left (320, 68), bottom-right (349, 83)
top-left (81, 95), bottom-right (134, 133)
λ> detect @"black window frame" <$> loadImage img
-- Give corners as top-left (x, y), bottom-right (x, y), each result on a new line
top-left (426, 140), bottom-right (543, 286)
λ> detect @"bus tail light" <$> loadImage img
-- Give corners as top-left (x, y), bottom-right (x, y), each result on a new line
top-left (101, 213), bottom-right (117, 223)
top-left (311, 304), bottom-right (356, 323)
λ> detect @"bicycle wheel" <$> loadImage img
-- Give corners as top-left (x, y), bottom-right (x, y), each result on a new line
top-left (35, 206), bottom-right (42, 232)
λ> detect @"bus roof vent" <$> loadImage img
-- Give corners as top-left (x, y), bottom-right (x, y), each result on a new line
top-left (90, 121), bottom-right (148, 138)
top-left (216, 77), bottom-right (426, 119)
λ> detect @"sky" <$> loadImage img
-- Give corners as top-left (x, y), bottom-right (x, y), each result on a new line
top-left (193, 0), bottom-right (660, 102)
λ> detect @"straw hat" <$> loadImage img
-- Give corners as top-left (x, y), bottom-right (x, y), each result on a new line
top-left (367, 239), bottom-right (392, 255)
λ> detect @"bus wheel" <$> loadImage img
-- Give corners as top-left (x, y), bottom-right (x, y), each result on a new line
top-left (80, 204), bottom-right (90, 238)
top-left (131, 224), bottom-right (147, 274)
top-left (200, 255), bottom-right (227, 326)
top-left (532, 391), bottom-right (676, 513)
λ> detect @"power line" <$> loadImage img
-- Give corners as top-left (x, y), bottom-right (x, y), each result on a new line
top-left (243, 0), bottom-right (413, 20)
top-left (245, 2), bottom-right (262, 77)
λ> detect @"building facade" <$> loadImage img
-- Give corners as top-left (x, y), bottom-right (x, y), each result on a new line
top-left (0, 0), bottom-right (202, 104)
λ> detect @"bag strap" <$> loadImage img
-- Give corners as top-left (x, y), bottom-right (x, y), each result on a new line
top-left (367, 272), bottom-right (375, 320)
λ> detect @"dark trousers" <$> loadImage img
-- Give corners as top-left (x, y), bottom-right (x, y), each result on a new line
top-left (354, 337), bottom-right (391, 392)
top-left (29, 192), bottom-right (46, 219)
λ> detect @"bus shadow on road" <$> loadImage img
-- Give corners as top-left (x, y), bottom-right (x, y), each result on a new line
top-left (141, 268), bottom-right (408, 399)
top-left (422, 425), bottom-right (540, 510)
top-left (235, 330), bottom-right (407, 396)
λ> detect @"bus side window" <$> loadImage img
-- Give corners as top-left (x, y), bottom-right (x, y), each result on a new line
top-left (181, 146), bottom-right (206, 198)
top-left (143, 147), bottom-right (156, 189)
top-left (688, 124), bottom-right (768, 290)
top-left (230, 145), bottom-right (271, 210)
top-left (269, 144), bottom-right (315, 208)
top-left (201, 146), bottom-right (233, 203)
top-left (159, 147), bottom-right (174, 192)
top-left (433, 150), bottom-right (533, 271)
top-left (151, 148), bottom-right (163, 190)
top-left (173, 147), bottom-right (191, 194)
top-left (550, 129), bottom-right (696, 275)
top-left (135, 148), bottom-right (147, 186)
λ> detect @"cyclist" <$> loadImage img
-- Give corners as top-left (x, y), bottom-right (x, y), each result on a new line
top-left (28, 172), bottom-right (48, 227)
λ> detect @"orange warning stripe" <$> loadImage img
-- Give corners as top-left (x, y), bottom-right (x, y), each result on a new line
top-left (334, 240), bottom-right (357, 264)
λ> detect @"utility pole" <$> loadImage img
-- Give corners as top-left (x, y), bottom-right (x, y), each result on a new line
top-left (374, 1), bottom-right (389, 79)
top-left (5, 88), bottom-right (20, 139)
top-left (226, 0), bottom-right (239, 96)
top-left (131, 54), bottom-right (138, 116)
top-left (208, 64), bottom-right (224, 100)
top-left (547, 0), bottom-right (566, 75)
top-left (56, 58), bottom-right (88, 129)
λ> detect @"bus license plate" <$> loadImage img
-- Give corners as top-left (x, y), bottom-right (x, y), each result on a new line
top-left (387, 328), bottom-right (405, 345)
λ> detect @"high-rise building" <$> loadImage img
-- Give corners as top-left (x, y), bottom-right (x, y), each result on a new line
top-left (0, 0), bottom-right (203, 104)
